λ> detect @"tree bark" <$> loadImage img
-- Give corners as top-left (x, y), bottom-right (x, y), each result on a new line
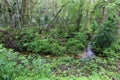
top-left (21, 0), bottom-right (30, 26)
top-left (76, 0), bottom-right (85, 31)
top-left (101, 7), bottom-right (107, 23)
top-left (16, 0), bottom-right (21, 28)
top-left (4, 0), bottom-right (15, 28)
top-left (87, 0), bottom-right (94, 30)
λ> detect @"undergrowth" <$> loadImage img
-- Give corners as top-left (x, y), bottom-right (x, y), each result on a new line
top-left (0, 27), bottom-right (87, 55)
top-left (0, 44), bottom-right (120, 80)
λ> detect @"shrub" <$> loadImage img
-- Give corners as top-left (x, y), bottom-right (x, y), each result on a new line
top-left (103, 29), bottom-right (120, 56)
top-left (16, 28), bottom-right (65, 55)
top-left (0, 44), bottom-right (17, 80)
top-left (93, 17), bottom-right (117, 55)
top-left (17, 28), bottom-right (50, 54)
top-left (65, 32), bottom-right (87, 53)
top-left (0, 44), bottom-right (54, 80)
top-left (28, 38), bottom-right (50, 53)
top-left (16, 28), bottom-right (37, 51)
top-left (50, 41), bottom-right (66, 55)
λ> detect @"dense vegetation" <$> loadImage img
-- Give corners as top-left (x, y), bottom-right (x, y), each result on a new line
top-left (0, 44), bottom-right (120, 80)
top-left (0, 0), bottom-right (120, 80)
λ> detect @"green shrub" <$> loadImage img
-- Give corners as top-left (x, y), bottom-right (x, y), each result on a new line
top-left (65, 32), bottom-right (87, 53)
top-left (0, 44), bottom-right (17, 80)
top-left (16, 28), bottom-right (37, 51)
top-left (103, 30), bottom-right (120, 56)
top-left (93, 17), bottom-right (117, 55)
top-left (50, 42), bottom-right (65, 55)
top-left (28, 38), bottom-right (50, 53)
top-left (16, 28), bottom-right (65, 55)
top-left (0, 44), bottom-right (54, 80)
top-left (17, 28), bottom-right (49, 53)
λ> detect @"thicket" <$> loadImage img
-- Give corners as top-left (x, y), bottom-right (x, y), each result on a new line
top-left (0, 0), bottom-right (119, 55)
top-left (0, 0), bottom-right (120, 56)
top-left (93, 16), bottom-right (120, 56)
top-left (0, 27), bottom-right (88, 55)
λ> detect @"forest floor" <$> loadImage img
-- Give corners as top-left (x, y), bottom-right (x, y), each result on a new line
top-left (21, 52), bottom-right (120, 78)
top-left (0, 45), bottom-right (120, 80)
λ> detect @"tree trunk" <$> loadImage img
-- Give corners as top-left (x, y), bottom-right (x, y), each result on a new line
top-left (4, 0), bottom-right (15, 28)
top-left (101, 7), bottom-right (107, 23)
top-left (117, 11), bottom-right (120, 34)
top-left (101, 0), bottom-right (112, 23)
top-left (76, 0), bottom-right (85, 31)
top-left (16, 0), bottom-right (21, 28)
top-left (21, 0), bottom-right (31, 26)
top-left (86, 0), bottom-right (94, 31)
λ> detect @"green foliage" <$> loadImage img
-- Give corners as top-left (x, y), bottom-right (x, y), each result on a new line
top-left (0, 0), bottom-right (120, 79)
top-left (0, 44), bottom-right (120, 80)
top-left (93, 16), bottom-right (117, 54)
top-left (1, 0), bottom-right (120, 56)
top-left (50, 41), bottom-right (65, 55)
top-left (28, 38), bottom-right (50, 53)
top-left (16, 28), bottom-right (65, 55)
top-left (0, 32), bottom-right (4, 43)
top-left (0, 44), bottom-right (54, 80)
top-left (17, 28), bottom-right (48, 53)
top-left (16, 28), bottom-right (36, 50)
top-left (103, 30), bottom-right (120, 56)
top-left (65, 32), bottom-right (87, 53)
top-left (0, 44), bottom-right (18, 80)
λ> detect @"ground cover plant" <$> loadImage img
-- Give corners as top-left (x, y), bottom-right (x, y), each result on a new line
top-left (0, 0), bottom-right (120, 80)
top-left (0, 44), bottom-right (120, 80)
